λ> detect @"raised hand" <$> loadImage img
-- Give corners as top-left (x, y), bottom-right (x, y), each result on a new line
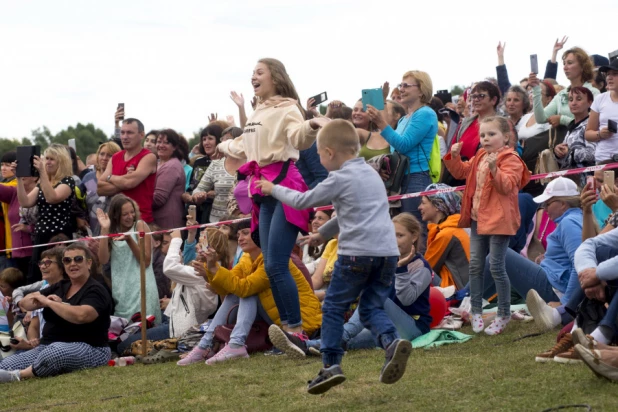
top-left (208, 113), bottom-right (218, 123)
top-left (382, 81), bottom-right (390, 101)
top-left (398, 244), bottom-right (416, 267)
top-left (553, 36), bottom-right (568, 53)
top-left (528, 72), bottom-right (540, 88)
top-left (96, 209), bottom-right (111, 230)
top-left (497, 41), bottom-right (506, 65)
top-left (250, 96), bottom-right (258, 110)
top-left (230, 91), bottom-right (245, 108)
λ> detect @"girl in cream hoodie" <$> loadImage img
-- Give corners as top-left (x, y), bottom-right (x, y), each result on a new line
top-left (217, 58), bottom-right (327, 340)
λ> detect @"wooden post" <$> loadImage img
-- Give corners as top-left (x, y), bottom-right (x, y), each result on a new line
top-left (138, 232), bottom-right (148, 358)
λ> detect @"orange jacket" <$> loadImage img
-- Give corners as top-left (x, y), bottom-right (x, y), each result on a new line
top-left (443, 148), bottom-right (530, 236)
top-left (425, 214), bottom-right (470, 289)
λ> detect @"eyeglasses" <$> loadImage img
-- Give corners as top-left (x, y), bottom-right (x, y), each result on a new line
top-left (543, 199), bottom-right (560, 208)
top-left (62, 256), bottom-right (86, 265)
top-left (470, 93), bottom-right (487, 101)
top-left (397, 83), bottom-right (420, 89)
top-left (38, 260), bottom-right (57, 268)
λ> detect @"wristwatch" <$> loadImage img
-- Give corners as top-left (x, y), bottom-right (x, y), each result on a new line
top-left (106, 175), bottom-right (112, 182)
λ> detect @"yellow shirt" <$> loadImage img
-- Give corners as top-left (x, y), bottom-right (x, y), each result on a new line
top-left (321, 239), bottom-right (338, 285)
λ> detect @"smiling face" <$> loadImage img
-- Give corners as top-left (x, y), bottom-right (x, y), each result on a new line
top-left (505, 91), bottom-right (525, 118)
top-left (252, 62), bottom-right (276, 100)
top-left (311, 211), bottom-right (331, 232)
top-left (563, 53), bottom-right (583, 82)
top-left (156, 135), bottom-right (175, 161)
top-left (62, 249), bottom-right (91, 280)
top-left (418, 196), bottom-right (440, 223)
top-left (39, 256), bottom-right (64, 283)
top-left (144, 134), bottom-right (157, 154)
top-left (45, 155), bottom-right (58, 175)
top-left (393, 222), bottom-right (418, 257)
top-left (202, 134), bottom-right (217, 157)
top-left (398, 75), bottom-right (422, 107)
top-left (471, 90), bottom-right (496, 116)
top-left (479, 120), bottom-right (509, 153)
top-left (352, 101), bottom-right (370, 130)
top-left (119, 201), bottom-right (137, 230)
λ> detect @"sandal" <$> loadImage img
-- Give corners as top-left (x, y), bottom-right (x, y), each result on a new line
top-left (140, 349), bottom-right (181, 364)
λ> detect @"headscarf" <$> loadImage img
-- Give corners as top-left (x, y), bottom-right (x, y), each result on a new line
top-left (424, 183), bottom-right (461, 217)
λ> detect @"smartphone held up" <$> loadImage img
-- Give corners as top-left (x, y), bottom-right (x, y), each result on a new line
top-left (15, 146), bottom-right (41, 178)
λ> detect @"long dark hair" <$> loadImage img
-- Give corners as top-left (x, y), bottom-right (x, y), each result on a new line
top-left (107, 194), bottom-right (140, 246)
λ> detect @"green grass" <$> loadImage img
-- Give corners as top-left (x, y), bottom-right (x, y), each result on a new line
top-left (3, 322), bottom-right (617, 412)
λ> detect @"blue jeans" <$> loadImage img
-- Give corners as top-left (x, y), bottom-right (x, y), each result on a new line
top-left (339, 299), bottom-right (425, 350)
top-left (469, 221), bottom-right (511, 318)
top-left (401, 172), bottom-right (431, 252)
top-left (259, 197), bottom-right (302, 328)
top-left (321, 255), bottom-right (399, 367)
top-left (481, 248), bottom-right (560, 304)
top-left (198, 294), bottom-right (260, 349)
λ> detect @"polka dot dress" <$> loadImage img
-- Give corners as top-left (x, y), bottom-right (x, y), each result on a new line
top-left (35, 176), bottom-right (75, 236)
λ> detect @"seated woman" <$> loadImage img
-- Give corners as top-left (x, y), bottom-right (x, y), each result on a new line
top-left (0, 243), bottom-right (113, 383)
top-left (178, 221), bottom-right (322, 364)
top-left (482, 178), bottom-right (583, 308)
top-left (418, 183), bottom-right (470, 289)
top-left (301, 210), bottom-right (333, 275)
top-left (311, 236), bottom-right (338, 301)
top-left (305, 213), bottom-right (432, 352)
top-left (10, 247), bottom-right (67, 353)
top-left (117, 225), bottom-right (220, 355)
top-left (97, 194), bottom-right (161, 324)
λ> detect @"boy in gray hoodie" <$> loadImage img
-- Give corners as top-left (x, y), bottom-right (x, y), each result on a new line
top-left (257, 119), bottom-right (412, 395)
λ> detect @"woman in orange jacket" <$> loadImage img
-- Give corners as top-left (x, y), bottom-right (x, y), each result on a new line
top-left (443, 116), bottom-right (530, 335)
top-left (418, 183), bottom-right (470, 290)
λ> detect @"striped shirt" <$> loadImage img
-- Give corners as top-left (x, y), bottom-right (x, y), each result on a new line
top-left (193, 158), bottom-right (236, 222)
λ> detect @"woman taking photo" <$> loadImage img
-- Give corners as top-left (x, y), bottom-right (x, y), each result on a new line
top-left (529, 46), bottom-right (599, 129)
top-left (79, 141), bottom-right (121, 236)
top-left (353, 100), bottom-right (391, 161)
top-left (152, 129), bottom-right (186, 229)
top-left (366, 70), bottom-right (438, 219)
top-left (584, 60), bottom-right (618, 164)
top-left (217, 58), bottom-right (328, 343)
top-left (17, 144), bottom-right (75, 283)
top-left (0, 243), bottom-right (113, 383)
top-left (97, 195), bottom-right (161, 324)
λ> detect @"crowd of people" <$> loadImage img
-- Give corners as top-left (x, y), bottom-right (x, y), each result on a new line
top-left (1, 37), bottom-right (618, 391)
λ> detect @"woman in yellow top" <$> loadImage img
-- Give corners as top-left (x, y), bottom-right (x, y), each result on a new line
top-left (310, 238), bottom-right (339, 301)
top-left (179, 221), bottom-right (322, 364)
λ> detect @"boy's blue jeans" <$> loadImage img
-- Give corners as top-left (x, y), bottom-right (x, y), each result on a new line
top-left (320, 255), bottom-right (399, 367)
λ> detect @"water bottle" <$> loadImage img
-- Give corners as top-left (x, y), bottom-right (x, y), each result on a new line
top-left (108, 356), bottom-right (136, 367)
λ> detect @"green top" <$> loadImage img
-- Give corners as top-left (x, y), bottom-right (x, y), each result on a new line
top-left (533, 82), bottom-right (599, 127)
top-left (358, 132), bottom-right (391, 161)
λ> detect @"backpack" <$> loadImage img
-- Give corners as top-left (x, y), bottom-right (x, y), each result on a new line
top-left (367, 152), bottom-right (410, 196)
top-left (428, 135), bottom-right (442, 183)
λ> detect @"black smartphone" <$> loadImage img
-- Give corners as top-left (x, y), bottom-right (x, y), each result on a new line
top-left (117, 103), bottom-right (125, 120)
top-left (530, 54), bottom-right (539, 74)
top-left (309, 92), bottom-right (327, 107)
top-left (608, 119), bottom-right (618, 134)
top-left (16, 145), bottom-right (41, 178)
top-left (9, 338), bottom-right (19, 345)
top-left (435, 89), bottom-right (452, 104)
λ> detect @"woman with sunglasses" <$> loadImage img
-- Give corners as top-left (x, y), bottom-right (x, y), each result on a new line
top-left (366, 71), bottom-right (438, 223)
top-left (0, 243), bottom-right (113, 383)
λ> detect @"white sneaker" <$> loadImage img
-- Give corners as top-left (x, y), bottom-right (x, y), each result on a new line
top-left (526, 289), bottom-right (560, 331)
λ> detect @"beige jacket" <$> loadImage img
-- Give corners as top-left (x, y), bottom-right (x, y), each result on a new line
top-left (218, 96), bottom-right (317, 166)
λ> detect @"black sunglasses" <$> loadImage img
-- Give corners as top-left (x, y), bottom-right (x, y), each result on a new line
top-left (62, 256), bottom-right (87, 265)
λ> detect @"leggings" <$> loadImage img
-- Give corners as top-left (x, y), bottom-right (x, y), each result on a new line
top-left (0, 342), bottom-right (110, 377)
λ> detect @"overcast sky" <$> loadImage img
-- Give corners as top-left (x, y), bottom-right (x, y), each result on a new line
top-left (1, 0), bottom-right (616, 141)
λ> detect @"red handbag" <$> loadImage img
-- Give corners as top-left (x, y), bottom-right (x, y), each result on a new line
top-left (212, 305), bottom-right (272, 354)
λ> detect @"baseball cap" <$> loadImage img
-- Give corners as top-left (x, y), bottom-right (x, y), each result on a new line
top-left (591, 54), bottom-right (610, 68)
top-left (533, 177), bottom-right (579, 204)
top-left (598, 59), bottom-right (618, 74)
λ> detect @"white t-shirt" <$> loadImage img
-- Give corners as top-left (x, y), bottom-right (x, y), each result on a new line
top-left (591, 92), bottom-right (618, 163)
top-left (517, 112), bottom-right (551, 141)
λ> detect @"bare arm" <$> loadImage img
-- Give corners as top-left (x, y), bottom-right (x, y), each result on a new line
top-left (16, 178), bottom-right (39, 208)
top-left (46, 300), bottom-right (99, 324)
top-left (96, 159), bottom-right (119, 196)
top-left (38, 173), bottom-right (72, 205)
top-left (108, 153), bottom-right (157, 191)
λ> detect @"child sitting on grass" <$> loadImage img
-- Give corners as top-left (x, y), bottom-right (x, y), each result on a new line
top-left (257, 119), bottom-right (411, 395)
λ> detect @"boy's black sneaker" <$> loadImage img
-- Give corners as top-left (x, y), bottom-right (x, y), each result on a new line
top-left (307, 365), bottom-right (346, 395)
top-left (268, 324), bottom-right (308, 359)
top-left (379, 339), bottom-right (412, 384)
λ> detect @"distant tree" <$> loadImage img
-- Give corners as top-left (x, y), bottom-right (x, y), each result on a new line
top-left (450, 85), bottom-right (465, 96)
top-left (0, 138), bottom-right (32, 155)
top-left (31, 126), bottom-right (54, 152)
top-left (52, 123), bottom-right (107, 160)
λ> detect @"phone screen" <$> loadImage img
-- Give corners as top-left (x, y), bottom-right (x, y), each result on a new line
top-left (310, 92), bottom-right (328, 107)
top-left (530, 54), bottom-right (539, 74)
top-left (361, 88), bottom-right (384, 111)
top-left (608, 119), bottom-right (617, 134)
top-left (117, 103), bottom-right (125, 120)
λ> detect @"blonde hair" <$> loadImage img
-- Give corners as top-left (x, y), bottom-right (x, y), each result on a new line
top-left (206, 228), bottom-right (232, 268)
top-left (96, 141), bottom-right (121, 172)
top-left (402, 70), bottom-right (433, 105)
top-left (392, 212), bottom-right (421, 251)
top-left (553, 195), bottom-right (581, 209)
top-left (480, 116), bottom-right (512, 146)
top-left (43, 143), bottom-right (73, 185)
top-left (317, 119), bottom-right (360, 156)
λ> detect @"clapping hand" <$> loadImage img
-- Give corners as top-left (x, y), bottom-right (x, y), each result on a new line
top-left (486, 153), bottom-right (498, 171)
top-left (230, 91), bottom-right (245, 108)
top-left (451, 142), bottom-right (463, 158)
top-left (398, 244), bottom-right (416, 267)
top-left (96, 209), bottom-right (111, 231)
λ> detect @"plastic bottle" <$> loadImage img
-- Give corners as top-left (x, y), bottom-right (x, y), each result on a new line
top-left (108, 356), bottom-right (136, 367)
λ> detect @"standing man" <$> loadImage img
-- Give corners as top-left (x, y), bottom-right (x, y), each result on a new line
top-left (97, 118), bottom-right (157, 223)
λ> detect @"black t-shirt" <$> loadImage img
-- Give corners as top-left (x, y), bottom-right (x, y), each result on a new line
top-left (41, 277), bottom-right (113, 347)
